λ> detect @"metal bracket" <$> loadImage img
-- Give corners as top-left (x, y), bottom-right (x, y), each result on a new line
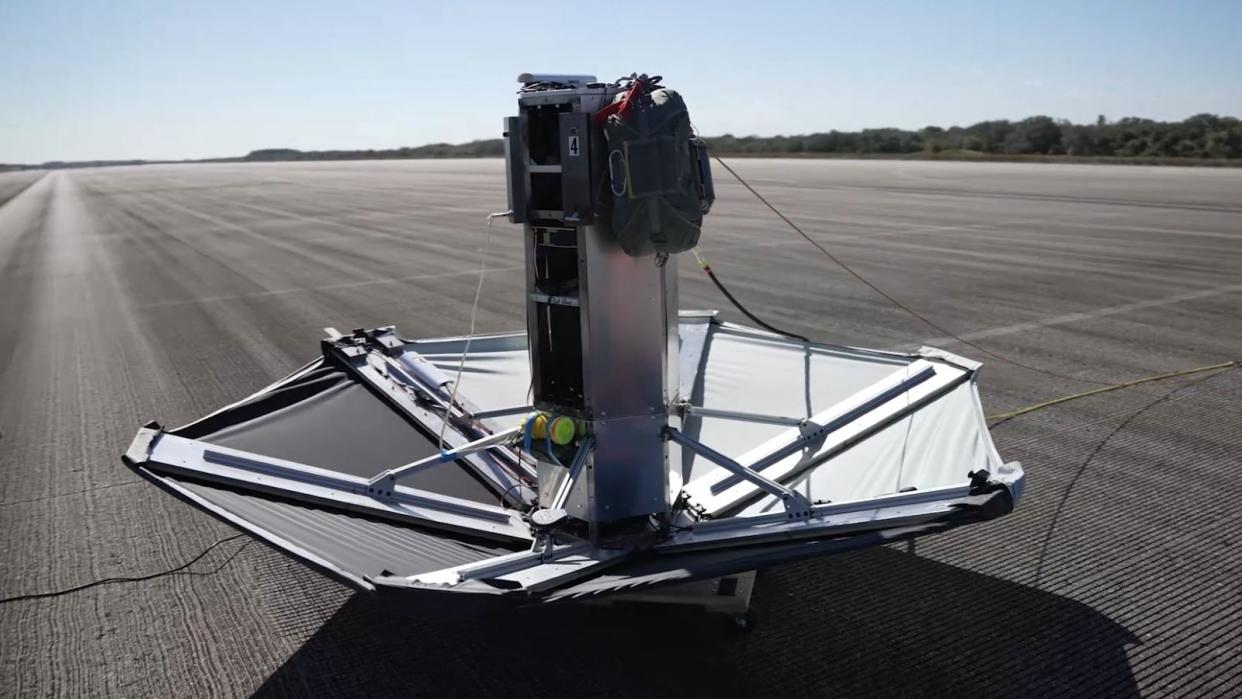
top-left (469, 405), bottom-right (535, 421)
top-left (550, 436), bottom-right (595, 510)
top-left (661, 482), bottom-right (980, 553)
top-left (679, 402), bottom-right (808, 428)
top-left (405, 539), bottom-right (622, 588)
top-left (367, 350), bottom-right (451, 410)
top-left (665, 428), bottom-right (813, 518)
top-left (369, 425), bottom-right (524, 488)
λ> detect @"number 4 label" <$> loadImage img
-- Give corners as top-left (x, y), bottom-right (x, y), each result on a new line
top-left (567, 130), bottom-right (580, 157)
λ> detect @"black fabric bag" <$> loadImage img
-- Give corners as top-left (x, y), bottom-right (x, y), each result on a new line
top-left (601, 86), bottom-right (713, 257)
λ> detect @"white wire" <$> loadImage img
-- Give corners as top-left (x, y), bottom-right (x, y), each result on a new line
top-left (437, 210), bottom-right (511, 454)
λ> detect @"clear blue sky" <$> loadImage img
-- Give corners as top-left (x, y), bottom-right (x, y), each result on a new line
top-left (2, 0), bottom-right (1239, 163)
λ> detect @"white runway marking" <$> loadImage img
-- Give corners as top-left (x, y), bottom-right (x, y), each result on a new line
top-left (918, 281), bottom-right (1242, 347)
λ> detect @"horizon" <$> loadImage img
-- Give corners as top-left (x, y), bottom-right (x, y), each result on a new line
top-left (8, 111), bottom-right (1240, 168)
top-left (3, 0), bottom-right (1241, 163)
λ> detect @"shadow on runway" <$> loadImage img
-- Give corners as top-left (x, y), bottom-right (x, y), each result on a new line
top-left (254, 547), bottom-right (1137, 698)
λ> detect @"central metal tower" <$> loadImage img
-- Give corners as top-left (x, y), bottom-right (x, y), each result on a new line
top-left (504, 75), bottom-right (679, 525)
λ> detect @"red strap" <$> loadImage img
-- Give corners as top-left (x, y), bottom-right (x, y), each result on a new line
top-left (593, 77), bottom-right (647, 125)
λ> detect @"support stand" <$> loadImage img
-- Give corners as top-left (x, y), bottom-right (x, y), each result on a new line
top-left (586, 570), bottom-right (758, 630)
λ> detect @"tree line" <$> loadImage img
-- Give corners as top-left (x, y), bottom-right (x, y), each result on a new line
top-left (708, 114), bottom-right (1242, 159)
top-left (7, 113), bottom-right (1239, 171)
top-left (239, 114), bottom-right (1241, 163)
top-left (244, 141), bottom-right (505, 161)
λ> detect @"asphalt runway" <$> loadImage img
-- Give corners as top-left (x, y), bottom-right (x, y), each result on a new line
top-left (1, 159), bottom-right (1240, 697)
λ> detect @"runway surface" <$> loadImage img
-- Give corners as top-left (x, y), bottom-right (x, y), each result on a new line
top-left (1, 159), bottom-right (1239, 697)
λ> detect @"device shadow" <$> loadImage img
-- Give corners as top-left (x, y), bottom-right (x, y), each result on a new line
top-left (254, 547), bottom-right (1138, 698)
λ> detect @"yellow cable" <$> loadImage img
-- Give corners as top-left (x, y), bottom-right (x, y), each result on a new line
top-left (987, 361), bottom-right (1237, 423)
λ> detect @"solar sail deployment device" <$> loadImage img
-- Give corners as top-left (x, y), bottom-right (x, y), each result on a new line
top-left (124, 73), bottom-right (1023, 624)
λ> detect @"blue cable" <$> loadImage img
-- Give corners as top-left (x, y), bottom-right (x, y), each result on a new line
top-left (545, 430), bottom-right (565, 468)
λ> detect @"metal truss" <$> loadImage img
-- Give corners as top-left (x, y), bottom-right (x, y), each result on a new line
top-left (126, 427), bottom-right (532, 542)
